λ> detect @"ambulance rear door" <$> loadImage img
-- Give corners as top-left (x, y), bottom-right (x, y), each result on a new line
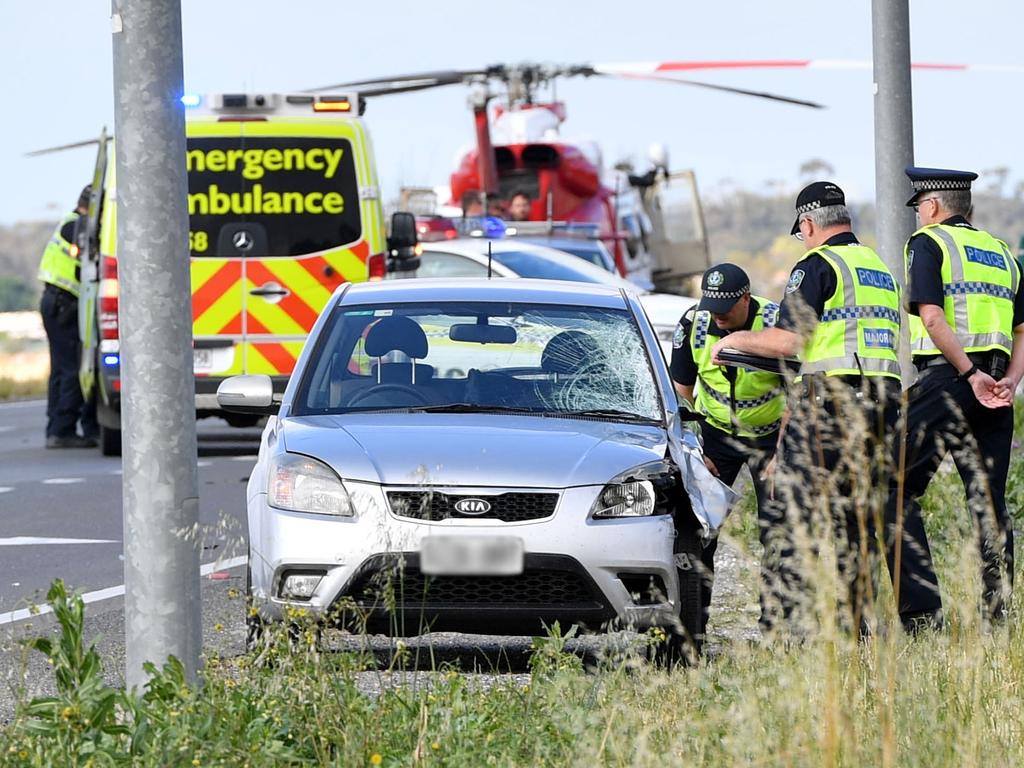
top-left (235, 118), bottom-right (377, 383)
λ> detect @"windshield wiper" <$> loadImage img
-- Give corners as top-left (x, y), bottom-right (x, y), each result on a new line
top-left (546, 409), bottom-right (661, 424)
top-left (405, 403), bottom-right (547, 415)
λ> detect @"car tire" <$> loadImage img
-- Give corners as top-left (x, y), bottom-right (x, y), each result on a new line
top-left (223, 413), bottom-right (262, 429)
top-left (655, 522), bottom-right (704, 668)
top-left (245, 563), bottom-right (264, 652)
top-left (99, 424), bottom-right (121, 457)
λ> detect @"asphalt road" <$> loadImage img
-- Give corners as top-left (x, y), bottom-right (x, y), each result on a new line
top-left (0, 399), bottom-right (258, 615)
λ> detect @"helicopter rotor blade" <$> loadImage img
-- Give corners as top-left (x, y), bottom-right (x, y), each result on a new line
top-left (306, 67), bottom-right (492, 94)
top-left (25, 136), bottom-right (112, 157)
top-left (591, 70), bottom-right (825, 109)
top-left (590, 59), bottom-right (1024, 75)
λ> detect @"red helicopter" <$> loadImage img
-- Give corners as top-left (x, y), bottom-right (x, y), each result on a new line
top-left (313, 62), bottom-right (825, 290)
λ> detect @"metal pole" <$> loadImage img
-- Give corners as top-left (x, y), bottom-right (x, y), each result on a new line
top-left (872, 0), bottom-right (917, 378)
top-left (111, 0), bottom-right (200, 689)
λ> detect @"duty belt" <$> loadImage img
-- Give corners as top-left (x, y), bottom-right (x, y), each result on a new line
top-left (913, 351), bottom-right (1009, 378)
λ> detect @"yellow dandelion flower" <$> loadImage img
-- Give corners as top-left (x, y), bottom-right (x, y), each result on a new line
top-left (431, 742), bottom-right (440, 751)
top-left (370, 753), bottom-right (383, 765)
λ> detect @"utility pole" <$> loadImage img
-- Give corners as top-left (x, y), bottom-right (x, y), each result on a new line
top-left (871, 0), bottom-right (917, 378)
top-left (111, 0), bottom-right (201, 688)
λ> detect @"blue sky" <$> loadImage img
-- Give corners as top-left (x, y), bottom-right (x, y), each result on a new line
top-left (1, 0), bottom-right (1021, 225)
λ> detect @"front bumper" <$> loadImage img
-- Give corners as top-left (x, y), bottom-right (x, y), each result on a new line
top-left (248, 482), bottom-right (678, 635)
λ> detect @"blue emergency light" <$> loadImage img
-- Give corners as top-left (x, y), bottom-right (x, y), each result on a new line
top-left (180, 93), bottom-right (202, 108)
top-left (103, 354), bottom-right (120, 366)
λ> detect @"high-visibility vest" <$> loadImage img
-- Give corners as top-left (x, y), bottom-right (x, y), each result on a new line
top-left (690, 297), bottom-right (786, 437)
top-left (799, 244), bottom-right (901, 380)
top-left (37, 212), bottom-right (81, 298)
top-left (905, 223), bottom-right (1019, 358)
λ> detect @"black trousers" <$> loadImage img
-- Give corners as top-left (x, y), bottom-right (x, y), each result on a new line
top-left (776, 376), bottom-right (899, 635)
top-left (885, 365), bottom-right (1015, 625)
top-left (40, 285), bottom-right (90, 438)
top-left (698, 423), bottom-right (789, 636)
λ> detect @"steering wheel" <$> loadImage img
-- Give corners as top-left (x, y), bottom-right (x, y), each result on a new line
top-left (555, 361), bottom-right (629, 409)
top-left (346, 383), bottom-right (431, 408)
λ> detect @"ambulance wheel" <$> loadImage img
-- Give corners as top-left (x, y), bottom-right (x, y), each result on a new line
top-left (100, 424), bottom-right (121, 457)
top-left (654, 524), bottom-right (703, 668)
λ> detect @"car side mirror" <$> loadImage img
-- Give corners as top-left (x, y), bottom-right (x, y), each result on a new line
top-left (387, 212), bottom-right (420, 273)
top-left (217, 374), bottom-right (280, 415)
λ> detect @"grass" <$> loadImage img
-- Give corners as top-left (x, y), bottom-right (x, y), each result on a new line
top-left (1, 401), bottom-right (1023, 766)
top-left (0, 376), bottom-right (46, 401)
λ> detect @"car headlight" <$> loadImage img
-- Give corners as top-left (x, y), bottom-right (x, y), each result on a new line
top-left (590, 460), bottom-right (678, 519)
top-left (268, 453), bottom-right (353, 516)
top-left (591, 480), bottom-right (656, 518)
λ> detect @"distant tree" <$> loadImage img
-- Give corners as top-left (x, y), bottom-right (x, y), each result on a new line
top-left (798, 158), bottom-right (835, 180)
top-left (0, 276), bottom-right (36, 312)
top-left (982, 166), bottom-right (1009, 195)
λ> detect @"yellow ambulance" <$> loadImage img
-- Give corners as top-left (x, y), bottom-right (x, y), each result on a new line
top-left (79, 92), bottom-right (417, 455)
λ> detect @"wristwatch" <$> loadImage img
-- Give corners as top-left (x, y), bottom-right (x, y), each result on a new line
top-left (960, 364), bottom-right (979, 380)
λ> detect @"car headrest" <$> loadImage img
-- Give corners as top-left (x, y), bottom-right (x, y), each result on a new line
top-left (541, 330), bottom-right (603, 374)
top-left (364, 316), bottom-right (429, 359)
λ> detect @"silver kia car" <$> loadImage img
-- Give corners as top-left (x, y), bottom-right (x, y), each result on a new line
top-left (218, 278), bottom-right (709, 658)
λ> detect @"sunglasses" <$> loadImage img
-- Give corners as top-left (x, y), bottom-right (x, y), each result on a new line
top-left (793, 216), bottom-right (809, 241)
top-left (912, 196), bottom-right (939, 211)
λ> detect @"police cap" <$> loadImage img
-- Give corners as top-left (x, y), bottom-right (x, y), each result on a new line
top-left (698, 263), bottom-right (750, 314)
top-left (904, 166), bottom-right (977, 207)
top-left (790, 181), bottom-right (846, 235)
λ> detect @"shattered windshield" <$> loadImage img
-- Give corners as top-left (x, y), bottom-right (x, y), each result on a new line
top-left (294, 301), bottom-right (662, 421)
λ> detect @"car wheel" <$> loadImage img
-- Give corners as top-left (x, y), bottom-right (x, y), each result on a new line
top-left (99, 424), bottom-right (121, 457)
top-left (223, 413), bottom-right (262, 429)
top-left (655, 523), bottom-right (703, 667)
top-left (245, 563), bottom-right (264, 652)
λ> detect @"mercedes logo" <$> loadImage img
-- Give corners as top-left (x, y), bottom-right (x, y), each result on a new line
top-left (453, 498), bottom-right (491, 516)
top-left (232, 230), bottom-right (254, 251)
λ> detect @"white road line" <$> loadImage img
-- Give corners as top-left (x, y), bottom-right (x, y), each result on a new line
top-left (0, 487), bottom-right (12, 494)
top-left (0, 537), bottom-right (118, 546)
top-left (41, 478), bottom-right (85, 485)
top-left (231, 456), bottom-right (256, 462)
top-left (0, 554), bottom-right (248, 626)
top-left (196, 460), bottom-right (212, 468)
top-left (0, 426), bottom-right (15, 433)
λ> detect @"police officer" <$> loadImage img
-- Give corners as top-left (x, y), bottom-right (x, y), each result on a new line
top-left (885, 167), bottom-right (1024, 630)
top-left (38, 185), bottom-right (96, 448)
top-left (670, 263), bottom-right (792, 636)
top-left (713, 182), bottom-right (902, 634)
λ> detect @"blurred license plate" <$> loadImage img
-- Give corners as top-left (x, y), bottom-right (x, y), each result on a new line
top-left (193, 348), bottom-right (213, 373)
top-left (420, 536), bottom-right (524, 576)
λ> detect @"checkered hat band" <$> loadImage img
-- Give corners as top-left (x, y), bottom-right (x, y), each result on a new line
top-left (703, 285), bottom-right (749, 300)
top-left (796, 200), bottom-right (823, 215)
top-left (912, 179), bottom-right (972, 191)
top-left (820, 306), bottom-right (900, 323)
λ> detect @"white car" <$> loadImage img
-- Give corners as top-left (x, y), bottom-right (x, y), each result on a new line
top-left (219, 278), bottom-right (709, 661)
top-left (404, 238), bottom-right (695, 359)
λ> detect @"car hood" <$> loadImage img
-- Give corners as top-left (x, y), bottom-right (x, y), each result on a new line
top-left (280, 413), bottom-right (668, 488)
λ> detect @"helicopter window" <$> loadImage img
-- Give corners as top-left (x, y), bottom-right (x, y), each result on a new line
top-left (498, 170), bottom-right (539, 202)
top-left (521, 145), bottom-right (560, 168)
top-left (495, 147), bottom-right (516, 172)
top-left (186, 136), bottom-right (361, 258)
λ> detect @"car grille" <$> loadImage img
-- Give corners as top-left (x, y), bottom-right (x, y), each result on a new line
top-left (347, 565), bottom-right (596, 607)
top-left (387, 490), bottom-right (558, 523)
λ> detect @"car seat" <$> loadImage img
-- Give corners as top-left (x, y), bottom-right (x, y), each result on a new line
top-left (540, 330), bottom-right (604, 378)
top-left (363, 316), bottom-right (434, 384)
